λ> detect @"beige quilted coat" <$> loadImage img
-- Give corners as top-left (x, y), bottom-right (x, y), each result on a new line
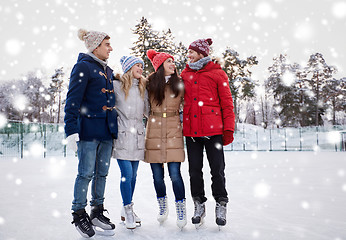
top-left (144, 84), bottom-right (185, 163)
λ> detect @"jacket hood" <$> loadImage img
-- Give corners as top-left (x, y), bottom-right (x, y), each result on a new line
top-left (77, 53), bottom-right (94, 63)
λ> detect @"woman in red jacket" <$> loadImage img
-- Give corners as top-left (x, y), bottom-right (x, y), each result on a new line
top-left (180, 38), bottom-right (235, 227)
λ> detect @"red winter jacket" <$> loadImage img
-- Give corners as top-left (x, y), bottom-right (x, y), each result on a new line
top-left (181, 61), bottom-right (235, 137)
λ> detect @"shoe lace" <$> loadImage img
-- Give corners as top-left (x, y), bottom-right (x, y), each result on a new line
top-left (72, 213), bottom-right (93, 232)
top-left (125, 203), bottom-right (135, 222)
top-left (98, 209), bottom-right (111, 223)
top-left (216, 202), bottom-right (226, 219)
top-left (193, 201), bottom-right (204, 218)
top-left (158, 197), bottom-right (167, 215)
top-left (176, 200), bottom-right (186, 220)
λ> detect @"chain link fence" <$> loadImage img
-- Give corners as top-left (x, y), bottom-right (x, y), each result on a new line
top-left (0, 121), bottom-right (345, 158)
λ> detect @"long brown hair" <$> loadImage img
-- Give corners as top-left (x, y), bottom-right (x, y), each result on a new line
top-left (120, 70), bottom-right (147, 100)
top-left (147, 65), bottom-right (182, 106)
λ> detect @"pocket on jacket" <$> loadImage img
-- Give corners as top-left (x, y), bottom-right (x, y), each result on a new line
top-left (183, 105), bottom-right (191, 134)
top-left (114, 131), bottom-right (126, 150)
top-left (201, 106), bottom-right (223, 132)
top-left (137, 129), bottom-right (145, 150)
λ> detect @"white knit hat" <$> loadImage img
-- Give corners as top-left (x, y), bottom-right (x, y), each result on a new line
top-left (78, 28), bottom-right (108, 52)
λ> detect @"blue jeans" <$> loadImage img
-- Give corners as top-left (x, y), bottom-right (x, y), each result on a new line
top-left (117, 159), bottom-right (139, 206)
top-left (150, 162), bottom-right (185, 201)
top-left (72, 140), bottom-right (113, 212)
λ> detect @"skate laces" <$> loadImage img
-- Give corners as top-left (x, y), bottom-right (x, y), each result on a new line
top-left (193, 201), bottom-right (205, 217)
top-left (125, 203), bottom-right (135, 222)
top-left (158, 197), bottom-right (167, 215)
top-left (176, 199), bottom-right (186, 220)
top-left (216, 202), bottom-right (226, 219)
top-left (94, 208), bottom-right (111, 223)
top-left (72, 213), bottom-right (93, 232)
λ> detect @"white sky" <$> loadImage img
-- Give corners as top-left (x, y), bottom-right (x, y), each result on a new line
top-left (1, 0), bottom-right (346, 84)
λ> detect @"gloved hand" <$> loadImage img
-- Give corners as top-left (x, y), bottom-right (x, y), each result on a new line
top-left (222, 130), bottom-right (234, 146)
top-left (66, 133), bottom-right (79, 152)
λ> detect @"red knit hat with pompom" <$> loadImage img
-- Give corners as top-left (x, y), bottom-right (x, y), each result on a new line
top-left (147, 49), bottom-right (174, 71)
top-left (188, 38), bottom-right (213, 57)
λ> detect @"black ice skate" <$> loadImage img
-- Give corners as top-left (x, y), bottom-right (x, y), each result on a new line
top-left (215, 201), bottom-right (227, 229)
top-left (90, 205), bottom-right (115, 236)
top-left (192, 198), bottom-right (206, 229)
top-left (71, 209), bottom-right (95, 238)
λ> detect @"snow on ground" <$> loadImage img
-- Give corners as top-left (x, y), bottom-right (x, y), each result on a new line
top-left (0, 151), bottom-right (346, 240)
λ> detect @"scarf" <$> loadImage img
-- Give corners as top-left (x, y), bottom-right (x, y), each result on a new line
top-left (188, 56), bottom-right (211, 71)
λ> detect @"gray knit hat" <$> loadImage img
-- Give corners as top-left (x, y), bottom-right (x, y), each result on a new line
top-left (78, 28), bottom-right (108, 52)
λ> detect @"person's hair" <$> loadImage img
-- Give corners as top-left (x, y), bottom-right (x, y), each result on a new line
top-left (120, 70), bottom-right (146, 100)
top-left (147, 64), bottom-right (182, 106)
top-left (96, 35), bottom-right (110, 48)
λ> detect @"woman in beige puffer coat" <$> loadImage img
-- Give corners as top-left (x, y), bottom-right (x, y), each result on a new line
top-left (145, 49), bottom-right (186, 229)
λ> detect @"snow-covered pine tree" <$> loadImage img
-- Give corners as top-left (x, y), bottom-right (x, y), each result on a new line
top-left (131, 17), bottom-right (178, 76)
top-left (48, 67), bottom-right (65, 123)
top-left (266, 54), bottom-right (302, 127)
top-left (291, 63), bottom-right (316, 127)
top-left (159, 28), bottom-right (175, 55)
top-left (222, 47), bottom-right (258, 127)
top-left (0, 81), bottom-right (16, 120)
top-left (322, 77), bottom-right (346, 125)
top-left (130, 17), bottom-right (160, 76)
top-left (18, 72), bottom-right (50, 123)
top-left (305, 53), bottom-right (337, 126)
top-left (174, 41), bottom-right (188, 74)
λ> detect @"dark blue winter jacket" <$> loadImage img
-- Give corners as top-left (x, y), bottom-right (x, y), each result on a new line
top-left (64, 53), bottom-right (118, 141)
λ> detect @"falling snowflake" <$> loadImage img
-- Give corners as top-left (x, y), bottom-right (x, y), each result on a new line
top-left (13, 94), bottom-right (27, 111)
top-left (0, 216), bottom-right (4, 225)
top-left (291, 177), bottom-right (300, 185)
top-left (198, 101), bottom-right (203, 106)
top-left (130, 127), bottom-right (136, 133)
top-left (29, 142), bottom-right (45, 157)
top-left (337, 169), bottom-right (345, 177)
top-left (282, 71), bottom-right (295, 86)
top-left (215, 142), bottom-right (222, 150)
top-left (254, 182), bottom-right (270, 198)
top-left (5, 39), bottom-right (22, 55)
top-left (252, 230), bottom-right (260, 238)
top-left (342, 184), bottom-right (346, 191)
top-left (42, 50), bottom-right (59, 69)
top-left (255, 2), bottom-right (276, 18)
top-left (301, 201), bottom-right (310, 209)
top-left (52, 210), bottom-right (61, 218)
top-left (327, 131), bottom-right (341, 144)
top-left (50, 192), bottom-right (57, 199)
top-left (15, 178), bottom-right (22, 185)
top-left (121, 177), bottom-right (126, 182)
top-left (332, 2), bottom-right (346, 18)
top-left (294, 22), bottom-right (314, 41)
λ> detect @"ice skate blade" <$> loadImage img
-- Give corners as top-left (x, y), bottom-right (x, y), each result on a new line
top-left (121, 216), bottom-right (141, 224)
top-left (75, 226), bottom-right (95, 238)
top-left (218, 225), bottom-right (225, 231)
top-left (194, 220), bottom-right (205, 230)
top-left (93, 226), bottom-right (115, 236)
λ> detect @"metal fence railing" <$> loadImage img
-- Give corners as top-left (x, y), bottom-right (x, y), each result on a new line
top-left (0, 121), bottom-right (345, 158)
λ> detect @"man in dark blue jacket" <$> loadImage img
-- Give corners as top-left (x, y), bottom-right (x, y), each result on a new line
top-left (64, 28), bottom-right (118, 238)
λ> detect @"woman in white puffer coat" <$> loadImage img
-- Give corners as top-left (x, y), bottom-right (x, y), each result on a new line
top-left (112, 56), bottom-right (149, 230)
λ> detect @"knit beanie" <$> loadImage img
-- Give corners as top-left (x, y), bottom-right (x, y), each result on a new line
top-left (147, 49), bottom-right (174, 71)
top-left (120, 56), bottom-right (144, 73)
top-left (188, 38), bottom-right (213, 57)
top-left (78, 28), bottom-right (108, 52)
